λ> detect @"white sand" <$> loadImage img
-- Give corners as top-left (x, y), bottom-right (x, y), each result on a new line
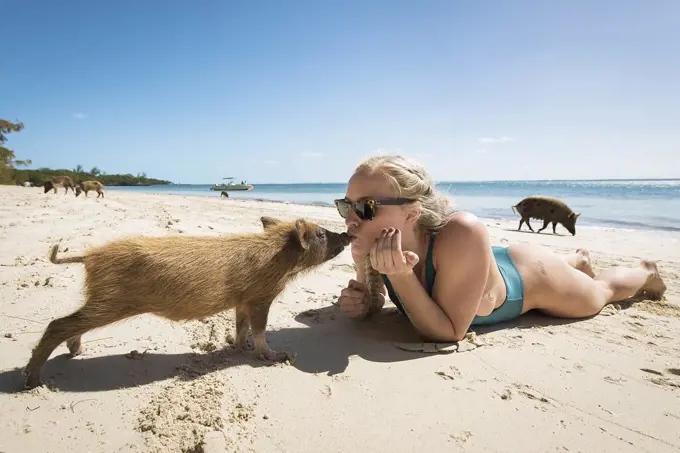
top-left (0, 185), bottom-right (679, 453)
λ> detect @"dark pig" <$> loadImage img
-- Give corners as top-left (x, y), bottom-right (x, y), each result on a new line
top-left (43, 176), bottom-right (77, 195)
top-left (512, 195), bottom-right (581, 235)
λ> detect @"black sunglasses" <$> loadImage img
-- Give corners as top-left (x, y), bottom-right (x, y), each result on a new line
top-left (334, 197), bottom-right (416, 221)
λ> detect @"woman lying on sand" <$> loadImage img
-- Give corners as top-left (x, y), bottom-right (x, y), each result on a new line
top-left (336, 155), bottom-right (667, 341)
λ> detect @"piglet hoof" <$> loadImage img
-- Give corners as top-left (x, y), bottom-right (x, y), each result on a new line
top-left (23, 373), bottom-right (43, 391)
top-left (257, 349), bottom-right (290, 363)
top-left (235, 342), bottom-right (253, 353)
top-left (67, 342), bottom-right (83, 357)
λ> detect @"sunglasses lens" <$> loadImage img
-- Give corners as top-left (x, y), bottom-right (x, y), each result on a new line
top-left (356, 201), bottom-right (376, 220)
top-left (335, 200), bottom-right (350, 218)
top-left (335, 200), bottom-right (378, 220)
top-left (352, 201), bottom-right (365, 219)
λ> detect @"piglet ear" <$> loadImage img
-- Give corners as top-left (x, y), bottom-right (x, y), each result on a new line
top-left (294, 219), bottom-right (310, 250)
top-left (261, 216), bottom-right (281, 230)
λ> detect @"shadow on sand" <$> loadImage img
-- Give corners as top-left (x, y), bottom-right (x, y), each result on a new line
top-left (0, 304), bottom-right (422, 394)
top-left (1, 301), bottom-right (632, 394)
top-left (501, 227), bottom-right (567, 237)
top-left (472, 296), bottom-right (646, 335)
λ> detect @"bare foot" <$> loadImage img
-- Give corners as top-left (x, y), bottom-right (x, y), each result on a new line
top-left (635, 260), bottom-right (667, 301)
top-left (569, 248), bottom-right (596, 278)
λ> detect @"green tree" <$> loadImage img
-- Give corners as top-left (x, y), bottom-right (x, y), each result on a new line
top-left (1, 119), bottom-right (26, 166)
top-left (0, 119), bottom-right (30, 183)
top-left (74, 164), bottom-right (84, 173)
top-left (89, 166), bottom-right (102, 177)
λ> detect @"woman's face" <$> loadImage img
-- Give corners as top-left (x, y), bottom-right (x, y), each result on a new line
top-left (342, 170), bottom-right (414, 258)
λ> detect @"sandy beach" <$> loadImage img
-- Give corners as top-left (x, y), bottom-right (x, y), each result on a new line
top-left (0, 184), bottom-right (679, 453)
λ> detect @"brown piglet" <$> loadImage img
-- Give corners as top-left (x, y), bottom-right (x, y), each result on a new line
top-left (75, 180), bottom-right (105, 198)
top-left (23, 216), bottom-right (350, 389)
top-left (43, 176), bottom-right (77, 195)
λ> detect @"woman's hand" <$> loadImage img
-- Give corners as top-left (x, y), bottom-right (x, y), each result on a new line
top-left (338, 279), bottom-right (371, 318)
top-left (370, 228), bottom-right (419, 277)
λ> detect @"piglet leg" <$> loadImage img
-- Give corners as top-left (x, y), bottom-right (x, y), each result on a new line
top-left (249, 300), bottom-right (288, 362)
top-left (234, 306), bottom-right (252, 351)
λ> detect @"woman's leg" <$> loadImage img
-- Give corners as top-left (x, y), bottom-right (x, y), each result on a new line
top-left (511, 245), bottom-right (666, 319)
top-left (594, 260), bottom-right (666, 301)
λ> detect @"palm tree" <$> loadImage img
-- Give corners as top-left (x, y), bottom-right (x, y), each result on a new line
top-left (14, 159), bottom-right (32, 167)
top-left (90, 166), bottom-right (101, 177)
top-left (74, 164), bottom-right (84, 174)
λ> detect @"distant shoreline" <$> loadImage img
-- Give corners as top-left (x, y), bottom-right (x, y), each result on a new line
top-left (164, 177), bottom-right (680, 186)
top-left (104, 185), bottom-right (680, 234)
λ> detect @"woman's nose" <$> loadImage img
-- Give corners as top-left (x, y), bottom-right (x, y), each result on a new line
top-left (345, 210), bottom-right (359, 228)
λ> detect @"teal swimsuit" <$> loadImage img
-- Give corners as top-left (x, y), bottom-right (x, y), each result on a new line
top-left (382, 231), bottom-right (525, 327)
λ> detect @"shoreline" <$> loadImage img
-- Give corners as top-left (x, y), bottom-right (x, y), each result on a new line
top-left (106, 186), bottom-right (680, 234)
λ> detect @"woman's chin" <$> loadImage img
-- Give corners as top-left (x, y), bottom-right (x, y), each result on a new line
top-left (350, 240), bottom-right (368, 259)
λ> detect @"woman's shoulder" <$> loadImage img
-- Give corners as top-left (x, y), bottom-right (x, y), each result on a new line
top-left (433, 212), bottom-right (490, 264)
top-left (437, 211), bottom-right (488, 241)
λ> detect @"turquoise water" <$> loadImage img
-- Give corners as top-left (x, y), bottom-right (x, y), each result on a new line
top-left (107, 180), bottom-right (680, 232)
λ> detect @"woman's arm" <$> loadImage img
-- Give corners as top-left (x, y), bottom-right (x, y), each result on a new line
top-left (338, 250), bottom-right (387, 319)
top-left (386, 214), bottom-right (492, 341)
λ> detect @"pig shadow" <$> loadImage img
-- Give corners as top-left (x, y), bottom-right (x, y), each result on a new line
top-left (0, 348), bottom-right (271, 394)
top-left (0, 305), bottom-right (425, 394)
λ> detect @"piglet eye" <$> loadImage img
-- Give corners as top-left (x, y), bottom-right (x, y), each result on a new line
top-left (316, 229), bottom-right (326, 239)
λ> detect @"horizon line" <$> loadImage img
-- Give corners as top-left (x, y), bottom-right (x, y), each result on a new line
top-left (168, 177), bottom-right (680, 186)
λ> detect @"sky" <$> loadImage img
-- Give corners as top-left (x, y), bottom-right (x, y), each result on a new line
top-left (2, 0), bottom-right (679, 184)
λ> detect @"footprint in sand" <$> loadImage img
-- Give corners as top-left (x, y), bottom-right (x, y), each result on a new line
top-left (603, 375), bottom-right (627, 386)
top-left (511, 383), bottom-right (550, 404)
top-left (499, 389), bottom-right (513, 400)
top-left (435, 370), bottom-right (456, 381)
top-left (450, 430), bottom-right (473, 445)
top-left (436, 366), bottom-right (462, 380)
top-left (649, 377), bottom-right (680, 389)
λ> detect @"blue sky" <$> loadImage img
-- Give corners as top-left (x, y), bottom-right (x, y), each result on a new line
top-left (2, 0), bottom-right (679, 183)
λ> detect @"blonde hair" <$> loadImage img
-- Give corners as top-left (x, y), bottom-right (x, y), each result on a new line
top-left (355, 154), bottom-right (454, 231)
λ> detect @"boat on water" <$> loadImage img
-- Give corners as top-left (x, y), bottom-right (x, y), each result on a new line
top-left (210, 177), bottom-right (254, 191)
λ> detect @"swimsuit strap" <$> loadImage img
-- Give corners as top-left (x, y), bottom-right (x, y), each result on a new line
top-left (425, 231), bottom-right (437, 297)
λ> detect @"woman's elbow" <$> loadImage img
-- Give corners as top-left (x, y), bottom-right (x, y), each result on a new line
top-left (433, 332), bottom-right (467, 342)
top-left (421, 325), bottom-right (467, 343)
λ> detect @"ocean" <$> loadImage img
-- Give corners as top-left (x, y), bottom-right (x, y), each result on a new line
top-left (107, 180), bottom-right (680, 233)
